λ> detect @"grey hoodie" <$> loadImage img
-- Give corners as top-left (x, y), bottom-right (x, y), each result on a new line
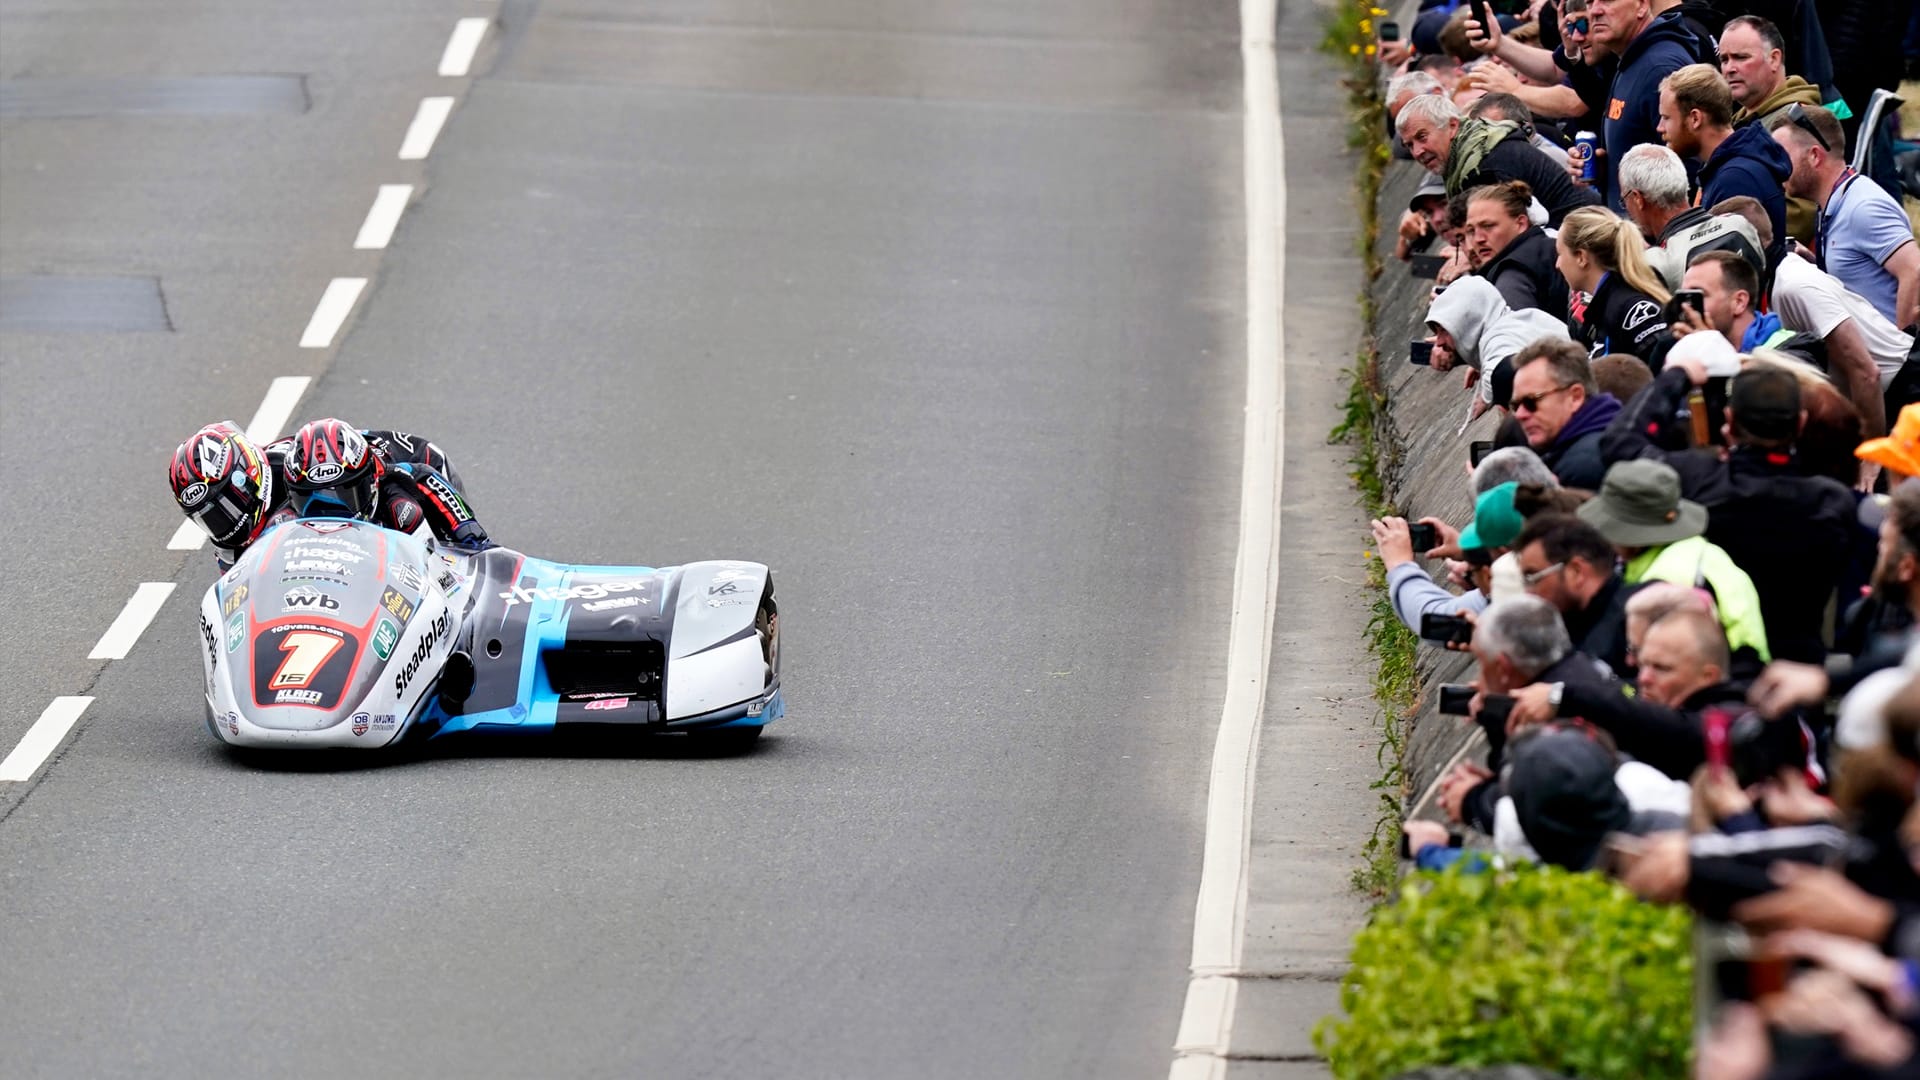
top-left (1424, 276), bottom-right (1572, 405)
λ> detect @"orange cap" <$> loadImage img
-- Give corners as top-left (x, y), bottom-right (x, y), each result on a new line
top-left (1857, 404), bottom-right (1920, 476)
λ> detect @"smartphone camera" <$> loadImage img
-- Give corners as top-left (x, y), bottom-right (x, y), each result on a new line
top-left (1420, 612), bottom-right (1475, 645)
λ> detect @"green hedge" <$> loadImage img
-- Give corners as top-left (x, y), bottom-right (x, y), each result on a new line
top-left (1314, 864), bottom-right (1692, 1079)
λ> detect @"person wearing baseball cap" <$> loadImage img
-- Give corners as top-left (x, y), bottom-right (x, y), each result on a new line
top-left (1506, 725), bottom-right (1687, 871)
top-left (1579, 459), bottom-right (1773, 672)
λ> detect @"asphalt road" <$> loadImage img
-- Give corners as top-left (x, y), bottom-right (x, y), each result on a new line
top-left (0, 2), bottom-right (1269, 1076)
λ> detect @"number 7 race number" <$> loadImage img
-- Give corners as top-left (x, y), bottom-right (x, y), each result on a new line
top-left (270, 630), bottom-right (342, 690)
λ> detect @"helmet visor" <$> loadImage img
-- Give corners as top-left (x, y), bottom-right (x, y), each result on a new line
top-left (292, 479), bottom-right (377, 520)
top-left (189, 484), bottom-right (257, 546)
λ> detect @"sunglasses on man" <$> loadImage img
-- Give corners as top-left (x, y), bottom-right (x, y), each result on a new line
top-left (1510, 383), bottom-right (1576, 414)
top-left (1785, 102), bottom-right (1829, 152)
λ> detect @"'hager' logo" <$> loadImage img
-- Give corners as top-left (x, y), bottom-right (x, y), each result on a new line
top-left (499, 579), bottom-right (652, 607)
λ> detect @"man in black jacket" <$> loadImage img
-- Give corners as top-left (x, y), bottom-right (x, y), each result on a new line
top-left (1437, 595), bottom-right (1620, 834)
top-left (1393, 94), bottom-right (1601, 227)
top-left (1601, 363), bottom-right (1856, 662)
top-left (1513, 513), bottom-right (1640, 677)
top-left (1511, 337), bottom-right (1623, 489)
top-left (1505, 608), bottom-right (1746, 779)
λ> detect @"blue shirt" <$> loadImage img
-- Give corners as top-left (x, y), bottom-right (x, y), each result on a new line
top-left (1821, 170), bottom-right (1915, 326)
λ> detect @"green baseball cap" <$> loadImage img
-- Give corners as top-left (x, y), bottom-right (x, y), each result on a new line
top-left (1460, 482), bottom-right (1524, 552)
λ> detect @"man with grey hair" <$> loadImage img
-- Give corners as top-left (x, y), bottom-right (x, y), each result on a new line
top-left (1386, 70), bottom-right (1445, 163)
top-left (1617, 143), bottom-right (1691, 243)
top-left (1473, 446), bottom-right (1559, 494)
top-left (1435, 594), bottom-right (1617, 833)
top-left (1396, 93), bottom-right (1598, 227)
top-left (1615, 143), bottom-right (1766, 291)
top-left (1370, 448), bottom-right (1561, 634)
top-left (1387, 70), bottom-right (1444, 122)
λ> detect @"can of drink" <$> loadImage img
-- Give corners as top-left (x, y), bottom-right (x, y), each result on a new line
top-left (1574, 130), bottom-right (1599, 183)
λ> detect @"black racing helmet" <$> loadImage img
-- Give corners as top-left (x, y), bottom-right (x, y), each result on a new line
top-left (284, 418), bottom-right (383, 520)
top-left (170, 422), bottom-right (274, 547)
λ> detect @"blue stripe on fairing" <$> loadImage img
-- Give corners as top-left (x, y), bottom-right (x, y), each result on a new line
top-left (428, 558), bottom-right (660, 736)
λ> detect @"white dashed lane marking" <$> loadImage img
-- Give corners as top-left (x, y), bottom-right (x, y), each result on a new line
top-left (353, 184), bottom-right (414, 250)
top-left (0, 698), bottom-right (93, 782)
top-left (299, 277), bottom-right (367, 348)
top-left (398, 96), bottom-right (455, 160)
top-left (87, 583), bottom-right (176, 660)
top-left (247, 376), bottom-right (312, 443)
top-left (166, 519), bottom-right (206, 551)
top-left (437, 18), bottom-right (489, 77)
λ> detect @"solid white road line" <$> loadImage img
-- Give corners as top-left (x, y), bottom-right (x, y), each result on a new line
top-left (353, 184), bottom-right (414, 250)
top-left (1170, 0), bottom-right (1286, 1076)
top-left (398, 96), bottom-right (455, 160)
top-left (0, 697), bottom-right (94, 782)
top-left (438, 17), bottom-right (489, 77)
top-left (88, 583), bottom-right (176, 660)
top-left (245, 375), bottom-right (312, 444)
top-left (299, 278), bottom-right (367, 348)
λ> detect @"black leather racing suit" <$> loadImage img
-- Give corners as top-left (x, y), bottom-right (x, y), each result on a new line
top-left (214, 429), bottom-right (486, 569)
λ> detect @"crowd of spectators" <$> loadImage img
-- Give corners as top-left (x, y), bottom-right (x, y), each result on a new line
top-left (1369, 1), bottom-right (1920, 1074)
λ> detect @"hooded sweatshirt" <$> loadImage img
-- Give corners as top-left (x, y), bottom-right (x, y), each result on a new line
top-left (1697, 122), bottom-right (1794, 270)
top-left (1424, 276), bottom-right (1573, 408)
top-left (1734, 74), bottom-right (1825, 129)
top-left (1601, 12), bottom-right (1701, 211)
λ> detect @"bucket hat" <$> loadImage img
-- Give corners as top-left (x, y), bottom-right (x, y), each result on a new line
top-left (1576, 459), bottom-right (1707, 547)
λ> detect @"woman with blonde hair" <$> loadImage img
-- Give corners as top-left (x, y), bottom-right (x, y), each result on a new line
top-left (1555, 206), bottom-right (1671, 366)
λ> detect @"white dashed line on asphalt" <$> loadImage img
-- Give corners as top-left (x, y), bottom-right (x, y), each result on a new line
top-left (87, 583), bottom-right (176, 660)
top-left (398, 96), bottom-right (455, 160)
top-left (299, 277), bottom-right (367, 348)
top-left (353, 184), bottom-right (414, 250)
top-left (0, 698), bottom-right (94, 782)
top-left (437, 17), bottom-right (489, 77)
top-left (167, 519), bottom-right (207, 551)
top-left (246, 375), bottom-right (312, 442)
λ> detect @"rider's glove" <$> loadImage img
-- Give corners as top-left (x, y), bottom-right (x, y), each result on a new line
top-left (446, 519), bottom-right (492, 551)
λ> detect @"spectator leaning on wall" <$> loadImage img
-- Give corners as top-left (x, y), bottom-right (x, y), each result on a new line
top-left (1424, 276), bottom-right (1572, 411)
top-left (1576, 458), bottom-right (1773, 669)
top-left (1508, 336), bottom-right (1622, 490)
top-left (1395, 94), bottom-right (1601, 228)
